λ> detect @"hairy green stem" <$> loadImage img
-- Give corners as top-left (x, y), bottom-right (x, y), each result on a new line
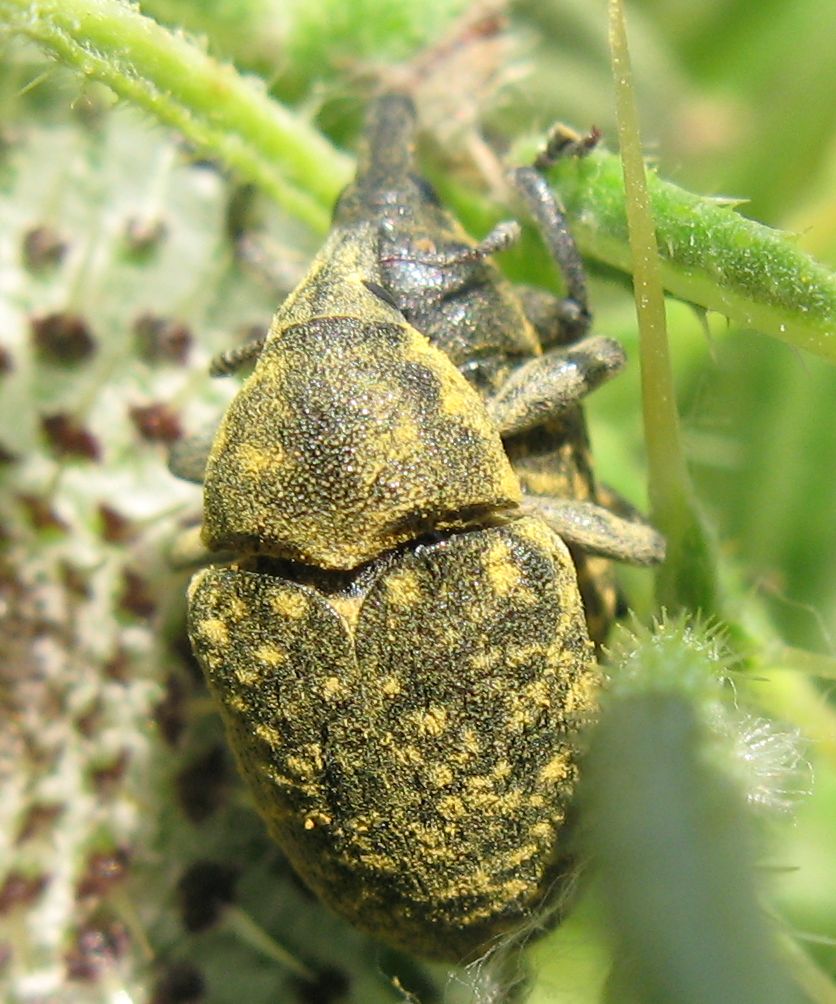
top-left (546, 151), bottom-right (836, 362)
top-left (587, 620), bottom-right (802, 1004)
top-left (0, 0), bottom-right (353, 232)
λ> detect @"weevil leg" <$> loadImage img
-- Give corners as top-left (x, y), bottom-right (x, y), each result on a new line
top-left (595, 482), bottom-right (659, 526)
top-left (486, 335), bottom-right (625, 438)
top-left (380, 220), bottom-right (522, 270)
top-left (432, 220), bottom-right (521, 265)
top-left (511, 166), bottom-right (591, 341)
top-left (209, 336), bottom-right (267, 377)
top-left (521, 495), bottom-right (666, 566)
top-left (534, 123), bottom-right (601, 171)
top-left (168, 428), bottom-right (216, 484)
top-left (515, 284), bottom-right (590, 348)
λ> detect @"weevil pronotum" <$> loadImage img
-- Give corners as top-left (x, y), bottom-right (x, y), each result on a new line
top-left (171, 94), bottom-right (664, 962)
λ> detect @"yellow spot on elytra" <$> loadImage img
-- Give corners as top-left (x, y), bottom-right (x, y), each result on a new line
top-left (269, 590), bottom-right (308, 619)
top-left (198, 617), bottom-right (228, 645)
top-left (416, 706), bottom-right (448, 736)
top-left (321, 676), bottom-right (344, 699)
top-left (381, 675), bottom-right (402, 696)
top-left (384, 568), bottom-right (423, 607)
top-left (234, 663), bottom-right (262, 686)
top-left (523, 678), bottom-right (553, 708)
top-left (262, 764), bottom-right (304, 792)
top-left (499, 843), bottom-right (539, 869)
top-left (572, 670), bottom-right (600, 714)
top-left (470, 649), bottom-right (500, 672)
top-left (531, 821), bottom-right (554, 843)
top-left (438, 795), bottom-right (467, 819)
top-left (394, 745), bottom-right (423, 766)
top-left (226, 595), bottom-right (248, 619)
top-left (447, 748), bottom-right (476, 768)
top-left (540, 753), bottom-right (571, 785)
top-left (254, 722), bottom-right (283, 747)
top-left (458, 866), bottom-right (495, 896)
top-left (286, 756), bottom-right (316, 780)
top-left (466, 789), bottom-right (523, 817)
top-left (505, 697), bottom-right (531, 731)
top-left (303, 811), bottom-right (332, 830)
top-left (254, 643), bottom-right (286, 666)
top-left (500, 878), bottom-right (529, 901)
top-left (491, 760), bottom-right (512, 781)
top-left (508, 646), bottom-right (548, 675)
top-left (461, 728), bottom-right (481, 754)
top-left (426, 764), bottom-right (454, 787)
top-left (235, 440), bottom-right (280, 476)
top-left (226, 693), bottom-right (248, 714)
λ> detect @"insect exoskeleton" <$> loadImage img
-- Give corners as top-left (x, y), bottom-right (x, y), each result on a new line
top-left (188, 513), bottom-right (596, 961)
top-left (199, 223), bottom-right (520, 570)
top-left (174, 93), bottom-right (664, 962)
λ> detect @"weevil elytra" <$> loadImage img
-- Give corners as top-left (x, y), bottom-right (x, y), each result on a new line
top-left (173, 95), bottom-right (664, 962)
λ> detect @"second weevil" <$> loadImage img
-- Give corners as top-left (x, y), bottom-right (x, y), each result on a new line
top-left (172, 94), bottom-right (664, 963)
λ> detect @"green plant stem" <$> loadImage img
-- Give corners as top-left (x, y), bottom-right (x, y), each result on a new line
top-left (544, 152), bottom-right (836, 362)
top-left (607, 0), bottom-right (716, 613)
top-left (0, 0), bottom-right (353, 232)
top-left (609, 2), bottom-right (688, 506)
top-left (779, 932), bottom-right (836, 1004)
top-left (767, 645), bottom-right (836, 681)
top-left (587, 619), bottom-right (802, 1004)
top-left (587, 691), bottom-right (799, 1004)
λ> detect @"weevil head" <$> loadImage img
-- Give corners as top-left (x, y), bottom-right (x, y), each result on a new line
top-left (201, 224), bottom-right (521, 569)
top-left (334, 94), bottom-right (540, 367)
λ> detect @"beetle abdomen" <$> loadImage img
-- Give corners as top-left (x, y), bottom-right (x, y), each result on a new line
top-left (188, 517), bottom-right (596, 960)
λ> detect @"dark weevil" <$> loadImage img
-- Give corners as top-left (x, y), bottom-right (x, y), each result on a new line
top-left (171, 94), bottom-right (664, 962)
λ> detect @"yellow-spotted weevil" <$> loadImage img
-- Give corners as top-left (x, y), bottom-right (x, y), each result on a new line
top-left (170, 94), bottom-right (664, 962)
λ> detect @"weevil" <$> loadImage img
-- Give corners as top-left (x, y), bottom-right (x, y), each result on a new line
top-left (171, 95), bottom-right (663, 962)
